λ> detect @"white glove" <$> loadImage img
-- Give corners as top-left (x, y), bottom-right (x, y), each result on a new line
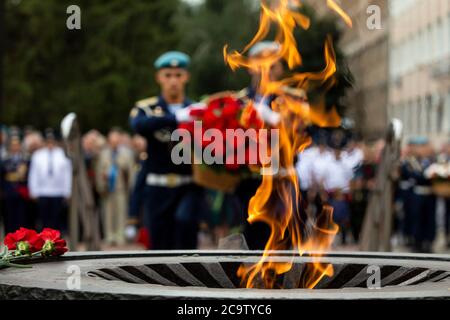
top-left (188, 102), bottom-right (207, 110)
top-left (174, 103), bottom-right (207, 123)
top-left (125, 225), bottom-right (138, 241)
top-left (175, 108), bottom-right (192, 123)
top-left (255, 98), bottom-right (281, 126)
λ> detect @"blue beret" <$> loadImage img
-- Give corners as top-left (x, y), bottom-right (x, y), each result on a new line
top-left (408, 136), bottom-right (429, 145)
top-left (249, 41), bottom-right (281, 57)
top-left (154, 51), bottom-right (190, 70)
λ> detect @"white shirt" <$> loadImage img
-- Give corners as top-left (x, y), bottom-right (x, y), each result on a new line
top-left (323, 153), bottom-right (354, 192)
top-left (342, 148), bottom-right (363, 170)
top-left (310, 148), bottom-right (334, 188)
top-left (28, 147), bottom-right (72, 198)
top-left (168, 103), bottom-right (183, 114)
top-left (296, 146), bottom-right (319, 190)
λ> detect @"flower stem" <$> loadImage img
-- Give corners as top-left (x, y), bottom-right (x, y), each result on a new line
top-left (0, 250), bottom-right (43, 269)
top-left (31, 250), bottom-right (43, 257)
top-left (3, 262), bottom-right (32, 268)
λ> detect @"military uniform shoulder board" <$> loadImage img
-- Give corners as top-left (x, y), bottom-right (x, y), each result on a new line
top-left (135, 96), bottom-right (158, 109)
top-left (235, 88), bottom-right (250, 100)
top-left (129, 107), bottom-right (139, 119)
top-left (131, 97), bottom-right (164, 118)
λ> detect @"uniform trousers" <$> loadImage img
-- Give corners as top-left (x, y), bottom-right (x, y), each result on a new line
top-left (445, 199), bottom-right (450, 239)
top-left (144, 184), bottom-right (204, 250)
top-left (410, 193), bottom-right (436, 251)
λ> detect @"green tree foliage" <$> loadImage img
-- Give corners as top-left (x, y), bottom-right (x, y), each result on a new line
top-left (176, 0), bottom-right (260, 98)
top-left (3, 0), bottom-right (352, 132)
top-left (4, 0), bottom-right (180, 132)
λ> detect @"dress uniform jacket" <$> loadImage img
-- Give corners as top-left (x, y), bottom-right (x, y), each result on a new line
top-left (129, 96), bottom-right (204, 250)
top-left (130, 96), bottom-right (192, 175)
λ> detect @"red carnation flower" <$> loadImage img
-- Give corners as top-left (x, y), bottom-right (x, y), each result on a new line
top-left (39, 228), bottom-right (68, 256)
top-left (4, 228), bottom-right (44, 255)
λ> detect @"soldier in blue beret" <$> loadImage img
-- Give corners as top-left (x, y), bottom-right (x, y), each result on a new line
top-left (234, 41), bottom-right (286, 250)
top-left (408, 136), bottom-right (429, 146)
top-left (234, 41), bottom-right (313, 250)
top-left (128, 51), bottom-right (205, 250)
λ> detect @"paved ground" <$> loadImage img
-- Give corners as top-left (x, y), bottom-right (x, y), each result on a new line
top-left (81, 230), bottom-right (450, 254)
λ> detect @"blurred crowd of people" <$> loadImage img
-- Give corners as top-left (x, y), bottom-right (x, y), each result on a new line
top-left (395, 138), bottom-right (450, 253)
top-left (1, 123), bottom-right (449, 253)
top-left (295, 134), bottom-right (380, 246)
top-left (296, 134), bottom-right (450, 253)
top-left (0, 125), bottom-right (147, 248)
top-left (0, 126), bottom-right (72, 236)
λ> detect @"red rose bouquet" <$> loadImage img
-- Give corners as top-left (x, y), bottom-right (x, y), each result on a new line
top-left (179, 93), bottom-right (265, 170)
top-left (1, 227), bottom-right (68, 269)
top-left (178, 93), bottom-right (267, 192)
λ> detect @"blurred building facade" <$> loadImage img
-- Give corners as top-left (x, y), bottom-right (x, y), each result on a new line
top-left (312, 0), bottom-right (450, 145)
top-left (388, 0), bottom-right (450, 146)
top-left (339, 0), bottom-right (390, 140)
top-left (188, 0), bottom-right (449, 145)
top-left (309, 0), bottom-right (390, 140)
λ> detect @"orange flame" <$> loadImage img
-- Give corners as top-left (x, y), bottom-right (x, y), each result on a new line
top-left (224, 0), bottom-right (351, 289)
top-left (327, 0), bottom-right (353, 28)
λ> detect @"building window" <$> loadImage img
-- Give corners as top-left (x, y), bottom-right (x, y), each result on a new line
top-left (426, 95), bottom-right (432, 134)
top-left (432, 21), bottom-right (438, 61)
top-left (409, 101), bottom-right (415, 134)
top-left (446, 12), bottom-right (450, 57)
top-left (389, 0), bottom-right (419, 18)
top-left (436, 19), bottom-right (443, 59)
top-left (447, 91), bottom-right (450, 134)
top-left (426, 25), bottom-right (432, 63)
top-left (437, 96), bottom-right (444, 133)
top-left (420, 28), bottom-right (426, 65)
top-left (417, 99), bottom-right (422, 134)
top-left (445, 12), bottom-right (450, 54)
top-left (402, 104), bottom-right (408, 135)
